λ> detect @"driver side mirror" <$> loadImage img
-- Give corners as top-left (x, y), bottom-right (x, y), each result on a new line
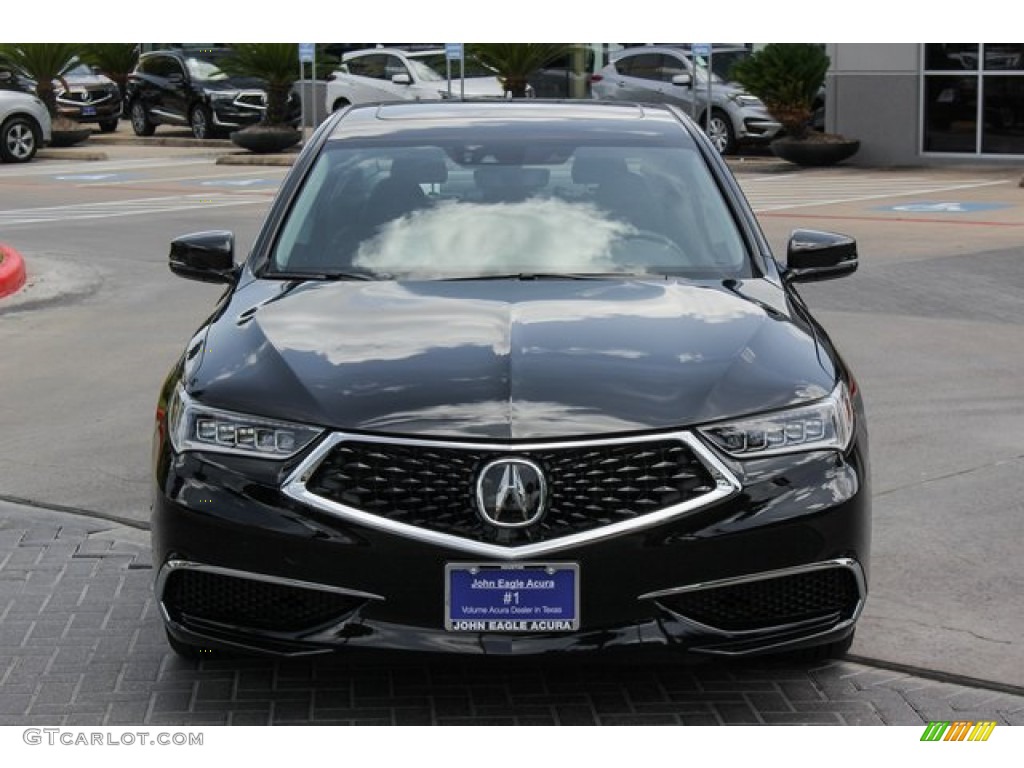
top-left (169, 230), bottom-right (238, 284)
top-left (784, 229), bottom-right (858, 283)
top-left (391, 73), bottom-right (412, 85)
top-left (671, 73), bottom-right (693, 88)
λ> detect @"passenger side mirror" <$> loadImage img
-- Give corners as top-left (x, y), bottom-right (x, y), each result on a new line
top-left (392, 73), bottom-right (412, 85)
top-left (169, 230), bottom-right (238, 284)
top-left (671, 73), bottom-right (693, 88)
top-left (784, 229), bottom-right (858, 283)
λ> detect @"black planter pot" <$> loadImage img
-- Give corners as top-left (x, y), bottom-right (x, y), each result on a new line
top-left (49, 127), bottom-right (92, 147)
top-left (770, 137), bottom-right (860, 167)
top-left (229, 125), bottom-right (302, 154)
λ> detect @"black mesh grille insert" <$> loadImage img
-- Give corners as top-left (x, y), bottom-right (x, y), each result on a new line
top-left (658, 567), bottom-right (861, 631)
top-left (163, 569), bottom-right (363, 633)
top-left (305, 439), bottom-right (717, 545)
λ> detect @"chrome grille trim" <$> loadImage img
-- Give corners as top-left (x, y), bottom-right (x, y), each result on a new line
top-left (155, 559), bottom-right (384, 625)
top-left (282, 431), bottom-right (741, 560)
top-left (639, 557), bottom-right (867, 636)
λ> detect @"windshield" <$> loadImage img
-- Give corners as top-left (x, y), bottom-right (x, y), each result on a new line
top-left (269, 138), bottom-right (751, 281)
top-left (185, 56), bottom-right (229, 81)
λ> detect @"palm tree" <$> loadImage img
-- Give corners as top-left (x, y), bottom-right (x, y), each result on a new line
top-left (729, 44), bottom-right (829, 140)
top-left (467, 44), bottom-right (571, 98)
top-left (0, 43), bottom-right (79, 120)
top-left (220, 43), bottom-right (298, 127)
top-left (78, 43), bottom-right (138, 101)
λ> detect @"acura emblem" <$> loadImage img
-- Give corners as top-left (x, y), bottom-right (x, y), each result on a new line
top-left (475, 458), bottom-right (546, 529)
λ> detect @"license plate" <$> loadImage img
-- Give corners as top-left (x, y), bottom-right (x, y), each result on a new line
top-left (445, 563), bottom-right (579, 632)
top-left (81, 106), bottom-right (97, 116)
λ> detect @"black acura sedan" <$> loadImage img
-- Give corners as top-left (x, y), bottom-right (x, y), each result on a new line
top-left (153, 100), bottom-right (869, 659)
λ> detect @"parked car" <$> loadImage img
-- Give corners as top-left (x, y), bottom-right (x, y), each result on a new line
top-left (590, 46), bottom-right (781, 154)
top-left (0, 60), bottom-right (121, 133)
top-left (124, 47), bottom-right (300, 139)
top-left (0, 89), bottom-right (51, 163)
top-left (406, 49), bottom-right (530, 98)
top-left (324, 48), bottom-right (452, 111)
top-left (153, 100), bottom-right (870, 660)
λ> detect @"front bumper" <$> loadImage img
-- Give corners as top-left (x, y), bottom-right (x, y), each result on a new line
top-left (152, 427), bottom-right (870, 658)
top-left (56, 93), bottom-right (121, 124)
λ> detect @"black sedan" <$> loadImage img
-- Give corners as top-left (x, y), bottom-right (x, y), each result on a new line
top-left (153, 100), bottom-right (870, 660)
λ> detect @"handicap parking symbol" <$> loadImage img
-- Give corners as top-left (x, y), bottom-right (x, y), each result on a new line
top-left (877, 201), bottom-right (1011, 213)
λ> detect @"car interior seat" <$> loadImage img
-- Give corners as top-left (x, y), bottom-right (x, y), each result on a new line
top-left (571, 153), bottom-right (662, 233)
top-left (362, 153), bottom-right (449, 231)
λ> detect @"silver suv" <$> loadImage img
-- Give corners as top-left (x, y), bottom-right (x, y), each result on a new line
top-left (590, 46), bottom-right (780, 154)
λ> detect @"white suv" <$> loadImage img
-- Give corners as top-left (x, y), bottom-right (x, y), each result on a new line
top-left (0, 89), bottom-right (52, 163)
top-left (324, 48), bottom-right (452, 112)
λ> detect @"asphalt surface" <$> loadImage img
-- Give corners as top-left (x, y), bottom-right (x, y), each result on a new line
top-left (2, 127), bottom-right (1024, 725)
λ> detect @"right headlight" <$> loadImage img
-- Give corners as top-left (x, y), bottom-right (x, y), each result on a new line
top-left (699, 382), bottom-right (855, 458)
top-left (166, 386), bottom-right (323, 460)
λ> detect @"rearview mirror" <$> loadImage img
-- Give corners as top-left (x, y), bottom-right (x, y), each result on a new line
top-left (785, 229), bottom-right (858, 283)
top-left (169, 230), bottom-right (238, 284)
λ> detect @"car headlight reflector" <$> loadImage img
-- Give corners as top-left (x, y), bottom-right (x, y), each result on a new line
top-left (167, 386), bottom-right (322, 459)
top-left (699, 383), bottom-right (854, 458)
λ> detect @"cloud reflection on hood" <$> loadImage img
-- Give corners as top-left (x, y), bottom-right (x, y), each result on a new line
top-left (353, 198), bottom-right (633, 277)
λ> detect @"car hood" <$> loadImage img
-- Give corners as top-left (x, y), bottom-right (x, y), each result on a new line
top-left (190, 278), bottom-right (837, 440)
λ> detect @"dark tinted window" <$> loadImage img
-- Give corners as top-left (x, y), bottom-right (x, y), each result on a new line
top-left (271, 136), bottom-right (751, 281)
top-left (617, 53), bottom-right (663, 81)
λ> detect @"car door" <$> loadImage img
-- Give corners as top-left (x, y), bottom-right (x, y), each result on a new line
top-left (610, 53), bottom-right (674, 103)
top-left (654, 51), bottom-right (700, 116)
top-left (140, 55), bottom-right (188, 126)
top-left (332, 53), bottom-right (426, 105)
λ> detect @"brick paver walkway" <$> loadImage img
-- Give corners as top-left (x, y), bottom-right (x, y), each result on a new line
top-left (2, 503), bottom-right (1022, 726)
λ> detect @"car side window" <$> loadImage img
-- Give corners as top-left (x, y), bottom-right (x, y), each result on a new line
top-left (658, 54), bottom-right (689, 82)
top-left (347, 55), bottom-right (389, 80)
top-left (383, 55), bottom-right (410, 81)
top-left (620, 54), bottom-right (664, 82)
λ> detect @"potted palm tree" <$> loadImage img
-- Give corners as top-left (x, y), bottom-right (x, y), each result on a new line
top-left (730, 44), bottom-right (859, 167)
top-left (0, 42), bottom-right (91, 146)
top-left (467, 43), bottom-right (572, 98)
top-left (220, 43), bottom-right (301, 154)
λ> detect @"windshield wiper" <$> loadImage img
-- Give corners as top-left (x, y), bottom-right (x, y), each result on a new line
top-left (265, 271), bottom-right (381, 282)
top-left (444, 272), bottom-right (650, 282)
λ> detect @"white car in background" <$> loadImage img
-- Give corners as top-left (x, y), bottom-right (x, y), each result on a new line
top-left (0, 89), bottom-right (52, 163)
top-left (324, 48), bottom-right (511, 113)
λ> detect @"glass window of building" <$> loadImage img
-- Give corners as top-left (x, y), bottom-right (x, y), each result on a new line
top-left (924, 43), bottom-right (1024, 155)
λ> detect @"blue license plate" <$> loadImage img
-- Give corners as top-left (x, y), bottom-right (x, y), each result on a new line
top-left (81, 106), bottom-right (97, 116)
top-left (446, 563), bottom-right (579, 632)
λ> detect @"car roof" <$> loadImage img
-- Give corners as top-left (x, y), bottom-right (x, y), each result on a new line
top-left (341, 47), bottom-right (415, 61)
top-left (326, 100), bottom-right (696, 143)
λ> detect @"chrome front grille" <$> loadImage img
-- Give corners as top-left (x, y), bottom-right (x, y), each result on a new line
top-left (59, 89), bottom-right (115, 105)
top-left (286, 432), bottom-right (738, 557)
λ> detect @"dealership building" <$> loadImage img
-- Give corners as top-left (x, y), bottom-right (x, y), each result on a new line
top-left (825, 43), bottom-right (1024, 165)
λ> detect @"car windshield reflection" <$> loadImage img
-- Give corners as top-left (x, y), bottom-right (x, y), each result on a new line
top-left (270, 141), bottom-right (752, 281)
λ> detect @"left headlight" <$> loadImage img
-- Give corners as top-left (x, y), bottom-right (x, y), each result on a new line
top-left (206, 90), bottom-right (239, 102)
top-left (699, 382), bottom-right (855, 458)
top-left (167, 386), bottom-right (323, 460)
top-left (729, 93), bottom-right (762, 107)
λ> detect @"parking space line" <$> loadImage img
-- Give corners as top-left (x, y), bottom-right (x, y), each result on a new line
top-left (0, 193), bottom-right (272, 227)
